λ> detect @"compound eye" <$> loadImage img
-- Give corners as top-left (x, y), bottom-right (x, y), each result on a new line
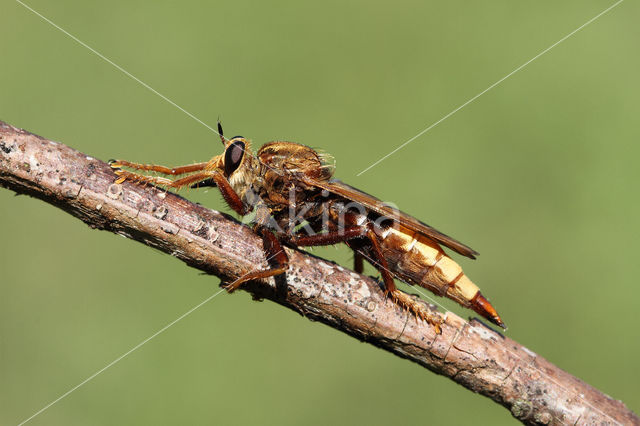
top-left (224, 140), bottom-right (245, 176)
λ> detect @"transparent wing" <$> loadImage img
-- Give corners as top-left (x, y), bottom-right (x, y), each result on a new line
top-left (304, 178), bottom-right (479, 259)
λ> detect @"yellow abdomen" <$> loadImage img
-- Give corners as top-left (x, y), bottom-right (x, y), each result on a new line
top-left (378, 225), bottom-right (504, 328)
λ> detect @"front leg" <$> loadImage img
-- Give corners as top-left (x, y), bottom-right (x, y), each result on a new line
top-left (112, 169), bottom-right (210, 189)
top-left (108, 160), bottom-right (208, 176)
top-left (110, 164), bottom-right (247, 216)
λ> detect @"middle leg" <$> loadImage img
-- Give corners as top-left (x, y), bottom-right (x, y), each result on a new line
top-left (223, 225), bottom-right (289, 293)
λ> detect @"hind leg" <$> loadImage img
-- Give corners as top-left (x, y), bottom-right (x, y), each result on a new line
top-left (289, 226), bottom-right (443, 332)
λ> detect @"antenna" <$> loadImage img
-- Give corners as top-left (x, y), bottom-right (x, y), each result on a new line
top-left (217, 119), bottom-right (227, 146)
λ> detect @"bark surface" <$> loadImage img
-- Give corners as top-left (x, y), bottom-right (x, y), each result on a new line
top-left (0, 120), bottom-right (636, 425)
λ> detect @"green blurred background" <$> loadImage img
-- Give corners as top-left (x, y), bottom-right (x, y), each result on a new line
top-left (1, 1), bottom-right (638, 424)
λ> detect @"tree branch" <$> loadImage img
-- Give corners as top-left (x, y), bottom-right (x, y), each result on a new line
top-left (0, 120), bottom-right (636, 426)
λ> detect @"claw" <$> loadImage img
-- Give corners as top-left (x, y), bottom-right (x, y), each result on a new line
top-left (221, 281), bottom-right (239, 293)
top-left (389, 290), bottom-right (443, 334)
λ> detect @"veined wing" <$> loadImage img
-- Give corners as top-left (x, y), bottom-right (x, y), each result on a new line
top-left (304, 178), bottom-right (479, 259)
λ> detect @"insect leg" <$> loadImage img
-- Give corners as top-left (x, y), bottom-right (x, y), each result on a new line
top-left (362, 227), bottom-right (442, 332)
top-left (112, 167), bottom-right (247, 216)
top-left (353, 250), bottom-right (364, 274)
top-left (223, 225), bottom-right (289, 293)
top-left (290, 227), bottom-right (368, 246)
top-left (112, 169), bottom-right (212, 189)
top-left (204, 171), bottom-right (247, 216)
top-left (109, 160), bottom-right (208, 175)
top-left (362, 227), bottom-right (398, 294)
top-left (284, 227), bottom-right (393, 293)
top-left (287, 227), bottom-right (389, 293)
top-left (288, 225), bottom-right (442, 330)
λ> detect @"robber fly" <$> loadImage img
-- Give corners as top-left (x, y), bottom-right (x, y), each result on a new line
top-left (109, 123), bottom-right (505, 332)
